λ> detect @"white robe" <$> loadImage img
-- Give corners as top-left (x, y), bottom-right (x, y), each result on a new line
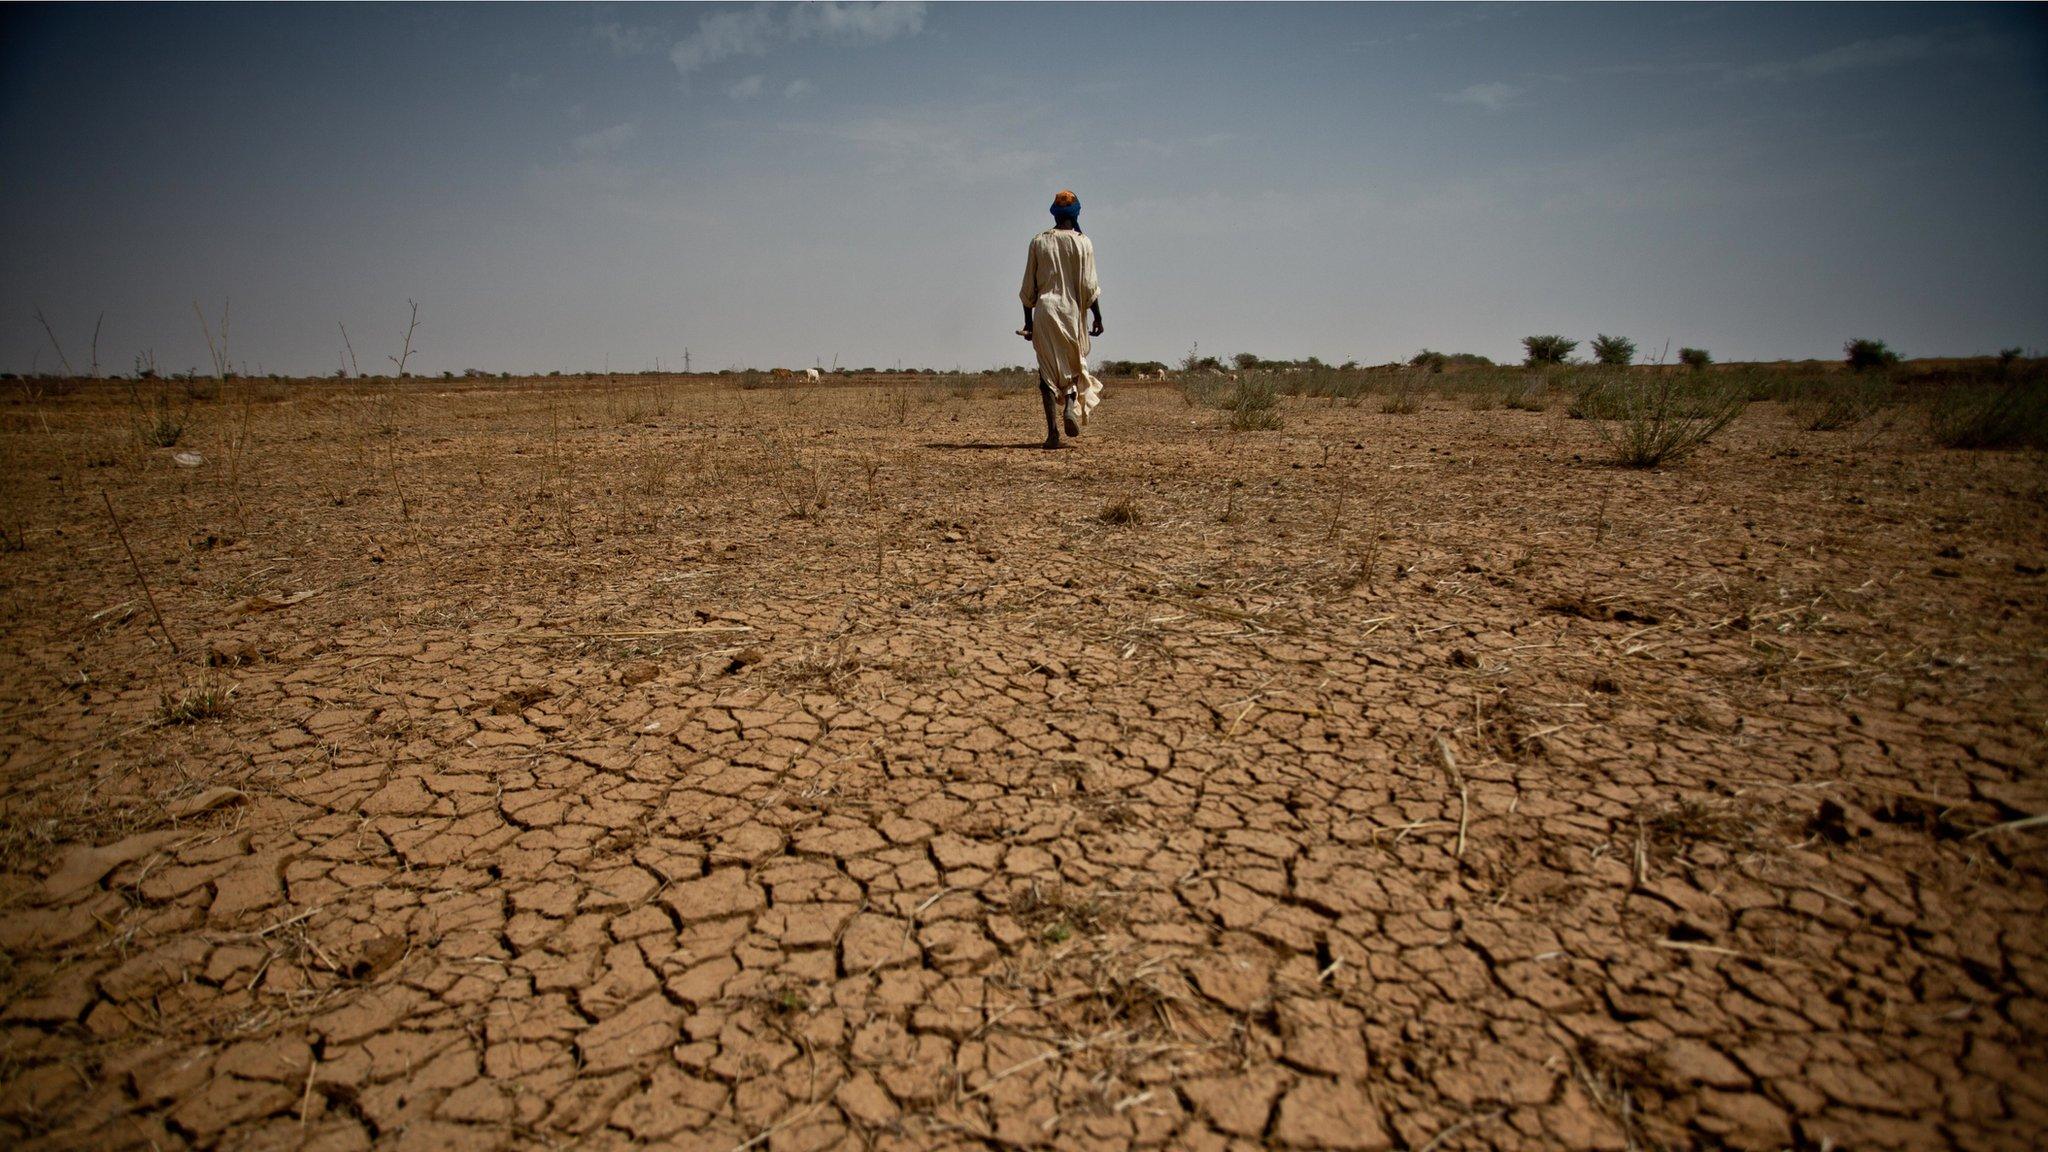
top-left (1019, 227), bottom-right (1103, 421)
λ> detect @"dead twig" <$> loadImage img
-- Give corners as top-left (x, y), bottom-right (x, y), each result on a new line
top-left (1435, 735), bottom-right (1468, 860)
top-left (1967, 813), bottom-right (2047, 839)
top-left (101, 490), bottom-right (178, 655)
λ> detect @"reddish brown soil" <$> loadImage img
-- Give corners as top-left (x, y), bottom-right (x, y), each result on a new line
top-left (0, 378), bottom-right (2043, 1151)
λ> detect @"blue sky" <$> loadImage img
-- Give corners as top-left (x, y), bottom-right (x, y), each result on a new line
top-left (3, 3), bottom-right (2044, 375)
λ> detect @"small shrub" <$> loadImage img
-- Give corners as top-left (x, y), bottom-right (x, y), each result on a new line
top-left (1678, 347), bottom-right (1712, 371)
top-left (1503, 379), bottom-right (1547, 411)
top-left (1229, 376), bottom-right (1282, 430)
top-left (128, 383), bottom-right (192, 447)
top-left (1410, 349), bottom-right (1448, 373)
top-left (1179, 375), bottom-right (1229, 408)
top-left (1928, 379), bottom-right (2048, 449)
top-left (1522, 335), bottom-right (1577, 366)
top-left (1590, 334), bottom-right (1636, 367)
top-left (1381, 376), bottom-right (1419, 414)
top-left (1997, 346), bottom-right (2022, 369)
top-left (1598, 375), bottom-right (1748, 467)
top-left (1568, 376), bottom-right (1621, 420)
top-left (1287, 367), bottom-right (1370, 403)
top-left (1845, 338), bottom-right (1899, 373)
top-left (1795, 376), bottom-right (1889, 431)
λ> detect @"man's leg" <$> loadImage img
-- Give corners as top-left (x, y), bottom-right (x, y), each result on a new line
top-left (1061, 380), bottom-right (1082, 438)
top-left (1038, 376), bottom-right (1061, 449)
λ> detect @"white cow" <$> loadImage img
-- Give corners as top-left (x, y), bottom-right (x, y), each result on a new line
top-left (804, 368), bottom-right (821, 382)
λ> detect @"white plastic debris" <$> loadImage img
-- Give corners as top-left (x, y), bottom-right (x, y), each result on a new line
top-left (172, 451), bottom-right (204, 467)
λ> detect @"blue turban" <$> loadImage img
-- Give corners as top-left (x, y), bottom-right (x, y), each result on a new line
top-left (1050, 195), bottom-right (1080, 223)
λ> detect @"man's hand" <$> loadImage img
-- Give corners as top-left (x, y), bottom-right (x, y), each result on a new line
top-left (1089, 318), bottom-right (1104, 337)
top-left (1017, 326), bottom-right (1033, 340)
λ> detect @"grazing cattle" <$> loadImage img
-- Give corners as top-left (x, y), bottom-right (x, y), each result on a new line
top-left (804, 368), bottom-right (821, 382)
top-left (770, 367), bottom-right (794, 379)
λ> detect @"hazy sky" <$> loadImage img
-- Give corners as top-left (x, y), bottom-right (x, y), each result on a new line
top-left (3, 3), bottom-right (2045, 376)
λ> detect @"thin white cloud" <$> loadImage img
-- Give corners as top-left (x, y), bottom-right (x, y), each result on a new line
top-left (1109, 132), bottom-right (1239, 158)
top-left (822, 109), bottom-right (1049, 184)
top-left (572, 122), bottom-right (639, 156)
top-left (505, 71), bottom-right (543, 93)
top-left (784, 78), bottom-right (815, 101)
top-left (1445, 82), bottom-right (1522, 112)
top-left (1727, 26), bottom-right (2008, 84)
top-left (1730, 34), bottom-right (1936, 83)
top-left (592, 21), bottom-right (656, 57)
top-left (789, 1), bottom-right (925, 43)
top-left (671, 2), bottom-right (926, 74)
top-left (726, 74), bottom-right (767, 101)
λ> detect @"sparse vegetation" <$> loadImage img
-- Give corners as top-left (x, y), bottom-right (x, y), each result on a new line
top-left (126, 380), bottom-right (191, 446)
top-left (1502, 377), bottom-right (1547, 411)
top-left (1795, 375), bottom-right (1890, 431)
top-left (1381, 375), bottom-right (1419, 414)
top-left (1410, 349), bottom-right (1448, 373)
top-left (1927, 377), bottom-right (2048, 449)
top-left (1678, 346), bottom-right (1712, 371)
top-left (1596, 373), bottom-right (1748, 466)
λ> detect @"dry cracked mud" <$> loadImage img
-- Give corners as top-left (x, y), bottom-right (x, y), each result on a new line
top-left (0, 377), bottom-right (2043, 1150)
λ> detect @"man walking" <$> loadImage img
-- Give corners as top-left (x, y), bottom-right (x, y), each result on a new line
top-left (1018, 190), bottom-right (1105, 448)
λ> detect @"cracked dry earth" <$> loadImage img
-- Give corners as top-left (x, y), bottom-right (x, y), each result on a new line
top-left (1, 378), bottom-right (2044, 1152)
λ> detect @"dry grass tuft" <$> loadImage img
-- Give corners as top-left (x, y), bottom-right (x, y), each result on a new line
top-left (1638, 796), bottom-right (1777, 860)
top-left (158, 677), bottom-right (235, 725)
top-left (1011, 880), bottom-right (1116, 942)
top-left (1098, 496), bottom-right (1143, 526)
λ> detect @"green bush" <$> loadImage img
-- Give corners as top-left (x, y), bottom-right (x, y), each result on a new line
top-left (1845, 338), bottom-right (1899, 373)
top-left (1410, 349), bottom-right (1448, 373)
top-left (1595, 375), bottom-right (1748, 467)
top-left (1522, 335), bottom-right (1577, 366)
top-left (1678, 347), bottom-right (1712, 371)
top-left (1590, 335), bottom-right (1636, 367)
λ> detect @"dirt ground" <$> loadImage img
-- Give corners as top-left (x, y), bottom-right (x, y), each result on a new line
top-left (0, 376), bottom-right (2043, 1151)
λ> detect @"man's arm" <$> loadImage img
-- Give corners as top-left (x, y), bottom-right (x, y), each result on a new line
top-left (1089, 301), bottom-right (1104, 337)
top-left (1019, 240), bottom-right (1039, 337)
